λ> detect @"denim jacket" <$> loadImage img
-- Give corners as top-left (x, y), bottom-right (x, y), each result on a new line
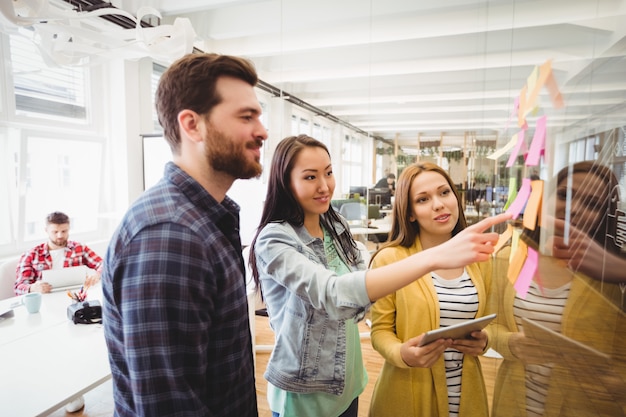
top-left (254, 216), bottom-right (371, 395)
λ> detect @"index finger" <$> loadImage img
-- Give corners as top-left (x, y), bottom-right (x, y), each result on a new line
top-left (466, 212), bottom-right (512, 233)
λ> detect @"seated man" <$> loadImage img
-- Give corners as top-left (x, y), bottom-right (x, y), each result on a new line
top-left (15, 211), bottom-right (103, 295)
top-left (375, 173), bottom-right (396, 196)
top-left (14, 211), bottom-right (103, 413)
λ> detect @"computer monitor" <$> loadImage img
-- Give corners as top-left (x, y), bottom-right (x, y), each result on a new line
top-left (349, 185), bottom-right (367, 199)
top-left (368, 188), bottom-right (391, 207)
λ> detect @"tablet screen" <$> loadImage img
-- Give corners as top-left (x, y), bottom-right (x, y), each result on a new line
top-left (418, 313), bottom-right (497, 346)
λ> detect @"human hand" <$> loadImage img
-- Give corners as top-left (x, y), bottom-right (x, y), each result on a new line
top-left (431, 212), bottom-right (512, 268)
top-left (451, 330), bottom-right (488, 356)
top-left (400, 334), bottom-right (452, 368)
top-left (84, 271), bottom-right (101, 288)
top-left (549, 218), bottom-right (619, 275)
top-left (30, 280), bottom-right (52, 293)
top-left (509, 332), bottom-right (558, 365)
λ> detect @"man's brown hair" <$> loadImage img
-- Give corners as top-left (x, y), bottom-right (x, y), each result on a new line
top-left (155, 53), bottom-right (258, 154)
top-left (46, 211), bottom-right (70, 225)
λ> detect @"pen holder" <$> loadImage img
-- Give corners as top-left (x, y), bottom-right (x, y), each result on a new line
top-left (67, 300), bottom-right (102, 325)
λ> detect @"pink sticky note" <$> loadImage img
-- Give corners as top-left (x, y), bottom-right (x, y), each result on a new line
top-left (514, 246), bottom-right (538, 299)
top-left (506, 178), bottom-right (532, 219)
top-left (526, 116), bottom-right (546, 166)
top-left (505, 129), bottom-right (527, 168)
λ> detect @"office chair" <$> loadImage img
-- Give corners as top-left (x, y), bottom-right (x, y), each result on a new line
top-left (367, 205), bottom-right (381, 220)
top-left (339, 202), bottom-right (367, 225)
top-left (366, 205), bottom-right (388, 249)
top-left (0, 257), bottom-right (20, 300)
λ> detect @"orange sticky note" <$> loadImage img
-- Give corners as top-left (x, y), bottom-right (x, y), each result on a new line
top-left (494, 223), bottom-right (513, 254)
top-left (523, 180), bottom-right (544, 230)
top-left (545, 71), bottom-right (564, 109)
top-left (507, 239), bottom-right (528, 285)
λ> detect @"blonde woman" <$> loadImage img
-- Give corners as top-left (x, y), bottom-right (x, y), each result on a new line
top-left (369, 162), bottom-right (494, 417)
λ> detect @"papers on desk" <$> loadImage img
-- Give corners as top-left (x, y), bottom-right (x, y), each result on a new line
top-left (0, 307), bottom-right (14, 322)
top-left (41, 265), bottom-right (88, 292)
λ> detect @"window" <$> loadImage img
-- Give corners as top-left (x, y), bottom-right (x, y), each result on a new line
top-left (22, 135), bottom-right (103, 241)
top-left (0, 30), bottom-right (105, 257)
top-left (151, 62), bottom-right (166, 132)
top-left (290, 114), bottom-right (311, 135)
top-left (342, 134), bottom-right (364, 194)
top-left (10, 28), bottom-right (87, 121)
top-left (313, 122), bottom-right (332, 148)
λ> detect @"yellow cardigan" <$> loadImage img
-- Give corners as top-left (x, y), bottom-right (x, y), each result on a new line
top-left (489, 247), bottom-right (626, 417)
top-left (368, 238), bottom-right (492, 417)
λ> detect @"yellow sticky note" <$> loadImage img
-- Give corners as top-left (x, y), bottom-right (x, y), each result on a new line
top-left (524, 65), bottom-right (539, 115)
top-left (525, 60), bottom-right (552, 113)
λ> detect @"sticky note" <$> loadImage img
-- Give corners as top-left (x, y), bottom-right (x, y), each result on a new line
top-left (514, 246), bottom-right (538, 298)
top-left (518, 85), bottom-right (528, 128)
top-left (487, 134), bottom-right (518, 161)
top-left (525, 115), bottom-right (547, 166)
top-left (508, 239), bottom-right (528, 285)
top-left (524, 60), bottom-right (551, 114)
top-left (506, 130), bottom-right (527, 168)
top-left (494, 223), bottom-right (513, 254)
top-left (523, 180), bottom-right (544, 230)
top-left (506, 178), bottom-right (532, 219)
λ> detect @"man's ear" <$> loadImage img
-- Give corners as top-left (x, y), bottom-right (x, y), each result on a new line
top-left (178, 109), bottom-right (203, 143)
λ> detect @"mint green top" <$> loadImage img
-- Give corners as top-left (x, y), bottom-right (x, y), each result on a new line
top-left (267, 227), bottom-right (368, 416)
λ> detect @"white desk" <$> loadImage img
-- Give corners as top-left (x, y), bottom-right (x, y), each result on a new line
top-left (349, 218), bottom-right (392, 237)
top-left (0, 287), bottom-right (111, 417)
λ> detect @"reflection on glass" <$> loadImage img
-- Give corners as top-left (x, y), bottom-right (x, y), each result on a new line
top-left (490, 161), bottom-right (626, 417)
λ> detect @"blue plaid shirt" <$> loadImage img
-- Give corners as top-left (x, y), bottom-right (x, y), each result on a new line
top-left (102, 162), bottom-right (257, 417)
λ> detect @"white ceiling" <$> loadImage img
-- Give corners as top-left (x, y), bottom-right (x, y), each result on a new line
top-left (113, 0), bottom-right (626, 150)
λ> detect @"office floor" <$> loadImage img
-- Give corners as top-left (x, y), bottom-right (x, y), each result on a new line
top-left (48, 313), bottom-right (501, 417)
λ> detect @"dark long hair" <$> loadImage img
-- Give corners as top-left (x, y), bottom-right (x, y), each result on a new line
top-left (371, 162), bottom-right (467, 260)
top-left (555, 160), bottom-right (620, 253)
top-left (248, 134), bottom-right (359, 290)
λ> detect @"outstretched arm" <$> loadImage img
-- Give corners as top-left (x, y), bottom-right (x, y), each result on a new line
top-left (364, 213), bottom-right (511, 301)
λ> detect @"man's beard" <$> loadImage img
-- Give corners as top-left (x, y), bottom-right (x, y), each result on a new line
top-left (204, 125), bottom-right (263, 179)
top-left (51, 239), bottom-right (67, 248)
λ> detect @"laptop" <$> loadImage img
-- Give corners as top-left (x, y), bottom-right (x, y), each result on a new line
top-left (41, 265), bottom-right (88, 292)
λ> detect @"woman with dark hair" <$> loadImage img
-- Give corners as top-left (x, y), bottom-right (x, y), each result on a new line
top-left (249, 135), bottom-right (509, 417)
top-left (489, 161), bottom-right (626, 417)
top-left (368, 162), bottom-right (493, 417)
top-left (550, 161), bottom-right (624, 277)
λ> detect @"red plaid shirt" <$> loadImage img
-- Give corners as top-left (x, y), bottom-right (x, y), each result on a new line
top-left (15, 241), bottom-right (103, 295)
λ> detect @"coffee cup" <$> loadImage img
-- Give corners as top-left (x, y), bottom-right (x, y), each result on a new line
top-left (22, 292), bottom-right (42, 314)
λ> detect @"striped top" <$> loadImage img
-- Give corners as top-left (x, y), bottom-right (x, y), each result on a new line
top-left (432, 270), bottom-right (478, 417)
top-left (513, 280), bottom-right (571, 417)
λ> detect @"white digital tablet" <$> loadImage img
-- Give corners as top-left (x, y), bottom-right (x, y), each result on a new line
top-left (418, 313), bottom-right (497, 346)
top-left (41, 265), bottom-right (88, 292)
top-left (521, 317), bottom-right (611, 362)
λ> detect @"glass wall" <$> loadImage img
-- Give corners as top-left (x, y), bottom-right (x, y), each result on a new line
top-left (486, 57), bottom-right (625, 417)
